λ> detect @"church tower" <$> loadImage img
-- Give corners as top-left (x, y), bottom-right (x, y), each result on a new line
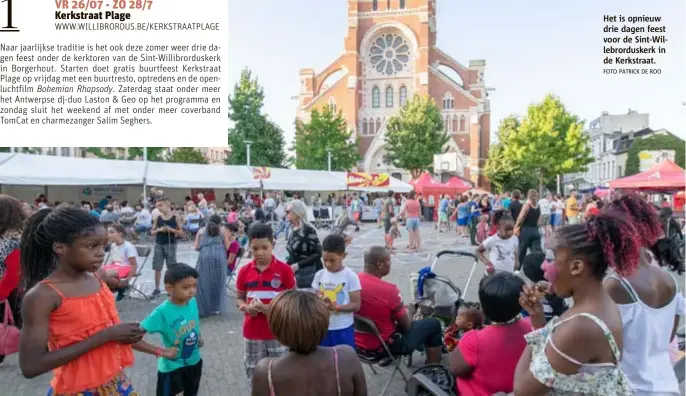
top-left (296, 0), bottom-right (491, 186)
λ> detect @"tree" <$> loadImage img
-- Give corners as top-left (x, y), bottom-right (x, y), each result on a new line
top-left (624, 133), bottom-right (685, 176)
top-left (86, 147), bottom-right (116, 159)
top-left (292, 107), bottom-right (359, 171)
top-left (227, 68), bottom-right (286, 167)
top-left (167, 148), bottom-right (208, 164)
top-left (384, 94), bottom-right (448, 179)
top-left (486, 95), bottom-right (592, 192)
top-left (125, 147), bottom-right (167, 161)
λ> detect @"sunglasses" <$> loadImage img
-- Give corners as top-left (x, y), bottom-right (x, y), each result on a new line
top-left (545, 249), bottom-right (555, 261)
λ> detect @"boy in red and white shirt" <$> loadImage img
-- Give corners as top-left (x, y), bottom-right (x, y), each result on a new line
top-left (235, 223), bottom-right (295, 383)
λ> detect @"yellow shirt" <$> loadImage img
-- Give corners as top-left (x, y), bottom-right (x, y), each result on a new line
top-left (565, 197), bottom-right (579, 217)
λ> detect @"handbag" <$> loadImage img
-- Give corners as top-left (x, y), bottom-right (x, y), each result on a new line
top-left (0, 300), bottom-right (20, 355)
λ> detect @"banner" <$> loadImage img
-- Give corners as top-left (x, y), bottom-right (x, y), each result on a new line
top-left (252, 167), bottom-right (271, 180)
top-left (346, 172), bottom-right (390, 188)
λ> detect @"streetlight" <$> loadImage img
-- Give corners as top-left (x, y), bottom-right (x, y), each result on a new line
top-left (244, 140), bottom-right (253, 166)
top-left (325, 148), bottom-right (333, 171)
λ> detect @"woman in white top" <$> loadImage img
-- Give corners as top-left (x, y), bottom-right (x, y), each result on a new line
top-left (604, 194), bottom-right (684, 396)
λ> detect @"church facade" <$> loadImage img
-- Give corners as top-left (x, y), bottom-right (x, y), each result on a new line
top-left (296, 0), bottom-right (491, 186)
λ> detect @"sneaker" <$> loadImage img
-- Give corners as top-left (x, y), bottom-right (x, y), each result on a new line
top-left (116, 287), bottom-right (128, 301)
top-left (152, 289), bottom-right (161, 297)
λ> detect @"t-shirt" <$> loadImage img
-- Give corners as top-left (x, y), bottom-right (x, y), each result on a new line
top-left (384, 198), bottom-right (394, 220)
top-left (135, 209), bottom-right (152, 227)
top-left (439, 198), bottom-right (449, 213)
top-left (565, 197), bottom-right (579, 217)
top-left (235, 256), bottom-right (296, 340)
top-left (264, 198), bottom-right (275, 210)
top-left (355, 273), bottom-right (407, 351)
top-left (106, 241), bottom-right (137, 266)
top-left (227, 240), bottom-right (241, 271)
top-left (538, 198), bottom-right (551, 215)
top-left (227, 212), bottom-right (239, 223)
top-left (311, 267), bottom-right (361, 331)
top-left (502, 197), bottom-right (511, 210)
top-left (482, 234), bottom-right (519, 273)
top-left (405, 199), bottom-right (420, 218)
top-left (552, 200), bottom-right (563, 215)
top-left (456, 318), bottom-right (532, 395)
top-left (140, 298), bottom-right (202, 373)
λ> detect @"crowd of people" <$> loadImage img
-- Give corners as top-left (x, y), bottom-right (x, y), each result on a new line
top-left (0, 184), bottom-right (683, 396)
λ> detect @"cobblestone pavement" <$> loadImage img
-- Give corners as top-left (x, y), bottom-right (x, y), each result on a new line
top-left (2, 223), bottom-right (683, 395)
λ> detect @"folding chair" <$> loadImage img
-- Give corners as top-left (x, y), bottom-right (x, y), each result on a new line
top-left (318, 207), bottom-right (333, 230)
top-left (184, 217), bottom-right (202, 241)
top-left (354, 315), bottom-right (409, 396)
top-left (123, 245), bottom-right (153, 301)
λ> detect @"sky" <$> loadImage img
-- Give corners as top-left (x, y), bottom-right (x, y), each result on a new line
top-left (228, 0), bottom-right (686, 146)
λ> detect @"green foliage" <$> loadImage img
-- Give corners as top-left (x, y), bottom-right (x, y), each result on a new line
top-left (227, 69), bottom-right (286, 167)
top-left (485, 95), bottom-right (592, 191)
top-left (384, 94), bottom-right (448, 179)
top-left (292, 107), bottom-right (359, 171)
top-left (167, 148), bottom-right (208, 164)
top-left (624, 133), bottom-right (685, 176)
top-left (0, 148), bottom-right (9, 153)
top-left (125, 147), bottom-right (166, 161)
top-left (86, 147), bottom-right (116, 159)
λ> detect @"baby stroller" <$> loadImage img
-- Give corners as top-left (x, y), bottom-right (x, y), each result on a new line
top-left (407, 250), bottom-right (479, 366)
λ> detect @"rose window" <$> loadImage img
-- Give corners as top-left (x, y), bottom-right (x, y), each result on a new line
top-left (368, 34), bottom-right (410, 75)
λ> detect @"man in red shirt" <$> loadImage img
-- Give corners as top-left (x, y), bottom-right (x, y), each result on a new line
top-left (235, 223), bottom-right (296, 383)
top-left (355, 246), bottom-right (443, 364)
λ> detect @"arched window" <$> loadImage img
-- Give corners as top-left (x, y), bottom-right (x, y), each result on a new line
top-left (442, 93), bottom-right (454, 109)
top-left (385, 86), bottom-right (394, 107)
top-left (452, 116), bottom-right (458, 133)
top-left (459, 115), bottom-right (466, 131)
top-left (399, 0), bottom-right (405, 9)
top-left (399, 86), bottom-right (407, 107)
top-left (328, 97), bottom-right (337, 113)
top-left (363, 118), bottom-right (368, 135)
top-left (372, 0), bottom-right (378, 11)
top-left (372, 86), bottom-right (380, 108)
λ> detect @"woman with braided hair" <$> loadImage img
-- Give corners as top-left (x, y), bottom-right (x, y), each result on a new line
top-left (603, 193), bottom-right (683, 395)
top-left (514, 212), bottom-right (638, 395)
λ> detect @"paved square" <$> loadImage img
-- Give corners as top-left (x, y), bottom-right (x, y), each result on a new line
top-left (0, 223), bottom-right (481, 395)
top-left (2, 224), bottom-right (682, 395)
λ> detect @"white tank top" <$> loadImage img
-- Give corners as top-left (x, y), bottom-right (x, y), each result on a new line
top-left (609, 273), bottom-right (683, 395)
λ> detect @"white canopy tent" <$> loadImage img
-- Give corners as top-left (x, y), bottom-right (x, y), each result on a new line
top-left (0, 154), bottom-right (414, 193)
top-left (0, 153), bottom-right (145, 185)
top-left (146, 162), bottom-right (258, 189)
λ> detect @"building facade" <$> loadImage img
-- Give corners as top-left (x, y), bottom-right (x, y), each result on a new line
top-left (563, 109), bottom-right (650, 189)
top-left (7, 147), bottom-right (231, 164)
top-left (296, 0), bottom-right (491, 185)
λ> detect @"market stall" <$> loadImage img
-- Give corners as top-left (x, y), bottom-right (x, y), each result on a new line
top-left (609, 160), bottom-right (685, 190)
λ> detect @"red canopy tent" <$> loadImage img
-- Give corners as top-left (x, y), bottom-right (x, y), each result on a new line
top-left (410, 172), bottom-right (463, 220)
top-left (444, 176), bottom-right (473, 194)
top-left (609, 160), bottom-right (685, 190)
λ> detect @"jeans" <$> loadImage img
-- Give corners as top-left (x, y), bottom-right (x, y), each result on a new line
top-left (469, 216), bottom-right (479, 245)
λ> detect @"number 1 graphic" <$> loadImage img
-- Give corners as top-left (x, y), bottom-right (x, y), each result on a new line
top-left (1, 0), bottom-right (16, 30)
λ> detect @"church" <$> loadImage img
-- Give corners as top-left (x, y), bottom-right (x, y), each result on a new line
top-left (296, 0), bottom-right (491, 186)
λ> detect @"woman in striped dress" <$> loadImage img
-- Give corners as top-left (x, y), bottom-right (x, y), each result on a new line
top-left (194, 214), bottom-right (229, 317)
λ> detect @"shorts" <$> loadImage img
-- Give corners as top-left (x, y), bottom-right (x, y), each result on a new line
top-left (244, 338), bottom-right (287, 382)
top-left (550, 214), bottom-right (562, 226)
top-left (47, 373), bottom-right (136, 396)
top-left (439, 212), bottom-right (448, 222)
top-left (406, 217), bottom-right (420, 231)
top-left (152, 243), bottom-right (177, 271)
top-left (457, 217), bottom-right (468, 226)
top-left (320, 325), bottom-right (355, 349)
top-left (102, 262), bottom-right (132, 279)
top-left (156, 359), bottom-right (203, 396)
top-left (383, 218), bottom-right (392, 234)
top-left (540, 214), bottom-right (551, 226)
top-left (567, 215), bottom-right (580, 225)
top-left (353, 212), bottom-right (361, 221)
